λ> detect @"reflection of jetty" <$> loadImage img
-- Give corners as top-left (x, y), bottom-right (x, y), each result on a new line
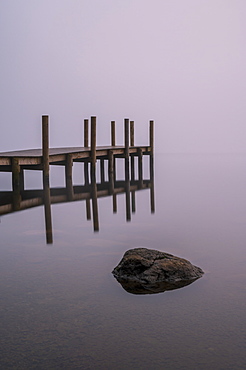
top-left (0, 116), bottom-right (154, 243)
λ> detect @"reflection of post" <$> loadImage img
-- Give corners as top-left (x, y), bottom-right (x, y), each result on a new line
top-left (138, 148), bottom-right (143, 188)
top-left (43, 183), bottom-right (53, 244)
top-left (125, 158), bottom-right (131, 221)
top-left (113, 194), bottom-right (117, 213)
top-left (11, 157), bottom-right (21, 210)
top-left (65, 154), bottom-right (74, 201)
top-left (131, 190), bottom-right (136, 213)
top-left (91, 168), bottom-right (99, 232)
top-left (84, 160), bottom-right (91, 219)
top-left (150, 155), bottom-right (155, 214)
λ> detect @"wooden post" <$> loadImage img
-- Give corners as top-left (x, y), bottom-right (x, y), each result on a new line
top-left (42, 115), bottom-right (50, 188)
top-left (124, 118), bottom-right (129, 159)
top-left (108, 150), bottom-right (114, 195)
top-left (12, 158), bottom-right (21, 210)
top-left (111, 121), bottom-right (116, 146)
top-left (149, 120), bottom-right (154, 155)
top-left (84, 160), bottom-right (89, 185)
top-left (138, 147), bottom-right (143, 188)
top-left (91, 116), bottom-right (96, 168)
top-left (65, 154), bottom-right (74, 201)
top-left (131, 155), bottom-right (135, 181)
top-left (100, 159), bottom-right (105, 183)
top-left (130, 121), bottom-right (134, 147)
top-left (84, 119), bottom-right (89, 147)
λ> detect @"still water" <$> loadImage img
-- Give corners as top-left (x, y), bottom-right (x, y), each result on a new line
top-left (0, 154), bottom-right (246, 369)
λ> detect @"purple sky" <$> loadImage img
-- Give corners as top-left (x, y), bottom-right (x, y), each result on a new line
top-left (1, 0), bottom-right (246, 153)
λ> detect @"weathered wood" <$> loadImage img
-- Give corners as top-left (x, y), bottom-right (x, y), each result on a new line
top-left (130, 121), bottom-right (134, 147)
top-left (91, 116), bottom-right (96, 166)
top-left (65, 154), bottom-right (74, 200)
top-left (124, 118), bottom-right (129, 159)
top-left (138, 148), bottom-right (143, 188)
top-left (100, 159), bottom-right (105, 183)
top-left (111, 121), bottom-right (116, 146)
top-left (108, 150), bottom-right (114, 195)
top-left (84, 119), bottom-right (89, 147)
top-left (131, 155), bottom-right (135, 181)
top-left (11, 157), bottom-right (21, 192)
top-left (42, 115), bottom-right (50, 188)
top-left (149, 120), bottom-right (154, 155)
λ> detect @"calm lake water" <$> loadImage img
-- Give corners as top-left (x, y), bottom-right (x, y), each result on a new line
top-left (0, 153), bottom-right (246, 369)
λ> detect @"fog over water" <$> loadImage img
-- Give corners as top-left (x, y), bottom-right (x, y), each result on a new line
top-left (1, 0), bottom-right (246, 153)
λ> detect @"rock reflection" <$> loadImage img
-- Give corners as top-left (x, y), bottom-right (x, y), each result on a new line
top-left (114, 277), bottom-right (199, 295)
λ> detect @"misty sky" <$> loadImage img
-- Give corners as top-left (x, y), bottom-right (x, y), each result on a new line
top-left (0, 0), bottom-right (246, 153)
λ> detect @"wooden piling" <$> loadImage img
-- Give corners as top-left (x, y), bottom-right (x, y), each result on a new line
top-left (91, 116), bottom-right (96, 167)
top-left (130, 121), bottom-right (134, 147)
top-left (65, 154), bottom-right (74, 201)
top-left (138, 147), bottom-right (143, 188)
top-left (84, 119), bottom-right (89, 147)
top-left (108, 150), bottom-right (114, 194)
top-left (42, 115), bottom-right (49, 187)
top-left (100, 159), bottom-right (105, 183)
top-left (111, 121), bottom-right (116, 146)
top-left (149, 120), bottom-right (154, 155)
top-left (124, 118), bottom-right (129, 159)
top-left (11, 157), bottom-right (20, 192)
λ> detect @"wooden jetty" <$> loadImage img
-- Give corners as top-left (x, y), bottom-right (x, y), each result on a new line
top-left (0, 116), bottom-right (154, 193)
top-left (0, 116), bottom-right (154, 243)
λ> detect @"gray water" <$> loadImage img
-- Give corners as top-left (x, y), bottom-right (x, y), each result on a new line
top-left (0, 154), bottom-right (246, 369)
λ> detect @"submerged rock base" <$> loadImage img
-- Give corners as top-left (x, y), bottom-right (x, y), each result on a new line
top-left (112, 248), bottom-right (204, 295)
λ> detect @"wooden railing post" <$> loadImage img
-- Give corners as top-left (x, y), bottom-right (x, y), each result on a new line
top-left (84, 119), bottom-right (89, 147)
top-left (149, 120), bottom-right (154, 155)
top-left (42, 115), bottom-right (49, 187)
top-left (111, 121), bottom-right (115, 146)
top-left (130, 121), bottom-right (134, 147)
top-left (91, 116), bottom-right (96, 166)
top-left (124, 118), bottom-right (129, 159)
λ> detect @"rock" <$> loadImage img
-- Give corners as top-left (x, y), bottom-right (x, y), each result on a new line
top-left (112, 248), bottom-right (204, 295)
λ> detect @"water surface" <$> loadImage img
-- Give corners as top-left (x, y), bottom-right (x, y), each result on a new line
top-left (0, 154), bottom-right (246, 369)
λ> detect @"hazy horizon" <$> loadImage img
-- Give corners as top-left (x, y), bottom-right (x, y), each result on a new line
top-left (1, 0), bottom-right (246, 154)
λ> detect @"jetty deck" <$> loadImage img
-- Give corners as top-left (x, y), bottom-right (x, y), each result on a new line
top-left (0, 145), bottom-right (151, 168)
